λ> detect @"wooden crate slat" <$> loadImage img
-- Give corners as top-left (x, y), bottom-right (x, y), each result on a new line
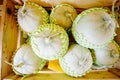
top-left (1, 0), bottom-right (19, 79)
top-left (0, 5), bottom-right (2, 16)
top-left (3, 71), bottom-right (120, 80)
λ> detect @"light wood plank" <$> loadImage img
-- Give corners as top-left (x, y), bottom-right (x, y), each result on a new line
top-left (3, 71), bottom-right (120, 80)
top-left (1, 0), bottom-right (19, 79)
top-left (0, 5), bottom-right (2, 16)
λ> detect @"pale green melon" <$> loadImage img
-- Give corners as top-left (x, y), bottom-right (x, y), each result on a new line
top-left (93, 41), bottom-right (120, 66)
top-left (12, 44), bottom-right (46, 75)
top-left (30, 24), bottom-right (69, 60)
top-left (50, 4), bottom-right (77, 29)
top-left (72, 8), bottom-right (117, 48)
top-left (59, 44), bottom-right (93, 77)
top-left (17, 2), bottom-right (49, 33)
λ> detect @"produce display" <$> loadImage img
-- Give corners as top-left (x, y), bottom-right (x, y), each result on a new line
top-left (8, 0), bottom-right (120, 78)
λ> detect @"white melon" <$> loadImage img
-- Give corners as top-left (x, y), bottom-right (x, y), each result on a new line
top-left (72, 8), bottom-right (117, 48)
top-left (12, 44), bottom-right (46, 75)
top-left (93, 41), bottom-right (120, 66)
top-left (59, 44), bottom-right (93, 77)
top-left (30, 24), bottom-right (69, 60)
top-left (17, 2), bottom-right (49, 33)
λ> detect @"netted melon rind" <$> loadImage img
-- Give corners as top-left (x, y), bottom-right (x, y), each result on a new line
top-left (72, 8), bottom-right (116, 49)
top-left (50, 4), bottom-right (77, 29)
top-left (92, 41), bottom-right (120, 66)
top-left (30, 24), bottom-right (69, 60)
top-left (17, 2), bottom-right (49, 34)
top-left (59, 44), bottom-right (93, 77)
top-left (12, 44), bottom-right (47, 75)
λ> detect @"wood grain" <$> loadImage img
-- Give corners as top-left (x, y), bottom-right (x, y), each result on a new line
top-left (0, 0), bottom-right (18, 79)
top-left (3, 71), bottom-right (120, 80)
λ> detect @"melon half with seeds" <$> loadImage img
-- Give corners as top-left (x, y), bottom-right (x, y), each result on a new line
top-left (50, 4), bottom-right (77, 29)
top-left (59, 44), bottom-right (93, 77)
top-left (92, 41), bottom-right (120, 67)
top-left (12, 44), bottom-right (46, 75)
top-left (72, 8), bottom-right (117, 48)
top-left (17, 2), bottom-right (49, 33)
top-left (30, 24), bottom-right (69, 60)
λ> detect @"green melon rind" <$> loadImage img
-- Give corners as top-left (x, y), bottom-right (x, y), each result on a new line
top-left (17, 2), bottom-right (49, 34)
top-left (59, 57), bottom-right (92, 77)
top-left (72, 8), bottom-right (116, 49)
top-left (92, 40), bottom-right (120, 66)
top-left (11, 44), bottom-right (47, 76)
top-left (59, 44), bottom-right (92, 77)
top-left (30, 24), bottom-right (69, 60)
top-left (15, 5), bottom-right (29, 39)
top-left (50, 4), bottom-right (77, 29)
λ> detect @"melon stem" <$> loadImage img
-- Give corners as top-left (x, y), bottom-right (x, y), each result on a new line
top-left (5, 61), bottom-right (25, 67)
top-left (16, 62), bottom-right (25, 67)
top-left (112, 0), bottom-right (118, 18)
top-left (48, 32), bottom-right (61, 39)
top-left (78, 53), bottom-right (89, 66)
top-left (44, 32), bottom-right (61, 43)
top-left (65, 12), bottom-right (73, 22)
top-left (21, 0), bottom-right (27, 16)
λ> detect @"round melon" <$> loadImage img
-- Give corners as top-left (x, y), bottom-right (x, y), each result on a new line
top-left (93, 41), bottom-right (120, 66)
top-left (30, 24), bottom-right (69, 60)
top-left (12, 44), bottom-right (46, 75)
top-left (50, 4), bottom-right (77, 29)
top-left (72, 8), bottom-right (117, 48)
top-left (59, 44), bottom-right (93, 77)
top-left (17, 2), bottom-right (49, 33)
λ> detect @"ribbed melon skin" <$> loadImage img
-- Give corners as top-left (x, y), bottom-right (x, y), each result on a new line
top-left (72, 8), bottom-right (116, 49)
top-left (17, 2), bottom-right (49, 33)
top-left (50, 4), bottom-right (77, 30)
top-left (92, 41), bottom-right (120, 67)
top-left (30, 24), bottom-right (69, 60)
top-left (59, 44), bottom-right (93, 77)
top-left (12, 44), bottom-right (46, 75)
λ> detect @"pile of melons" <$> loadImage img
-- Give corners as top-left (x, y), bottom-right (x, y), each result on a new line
top-left (9, 1), bottom-right (120, 78)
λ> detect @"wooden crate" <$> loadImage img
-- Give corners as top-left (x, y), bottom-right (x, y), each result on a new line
top-left (0, 0), bottom-right (120, 80)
